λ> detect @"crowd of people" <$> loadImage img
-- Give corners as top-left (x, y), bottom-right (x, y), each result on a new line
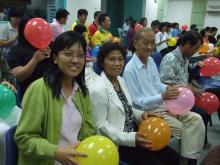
top-left (0, 6), bottom-right (220, 165)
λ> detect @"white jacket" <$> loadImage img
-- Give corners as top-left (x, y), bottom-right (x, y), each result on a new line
top-left (89, 72), bottom-right (143, 147)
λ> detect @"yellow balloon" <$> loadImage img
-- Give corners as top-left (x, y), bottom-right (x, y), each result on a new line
top-left (112, 37), bottom-right (121, 43)
top-left (138, 117), bottom-right (171, 151)
top-left (168, 37), bottom-right (177, 47)
top-left (214, 47), bottom-right (219, 56)
top-left (75, 136), bottom-right (119, 165)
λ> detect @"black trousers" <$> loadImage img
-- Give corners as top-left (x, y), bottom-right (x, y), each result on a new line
top-left (191, 105), bottom-right (209, 144)
top-left (119, 146), bottom-right (179, 165)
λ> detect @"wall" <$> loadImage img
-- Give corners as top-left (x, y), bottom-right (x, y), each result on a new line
top-left (204, 12), bottom-right (220, 30)
top-left (165, 0), bottom-right (193, 27)
top-left (124, 0), bottom-right (143, 22)
top-left (65, 0), bottom-right (101, 30)
top-left (145, 0), bottom-right (158, 27)
top-left (204, 0), bottom-right (220, 30)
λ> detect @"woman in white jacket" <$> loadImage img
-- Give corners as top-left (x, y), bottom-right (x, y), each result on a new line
top-left (89, 41), bottom-right (179, 165)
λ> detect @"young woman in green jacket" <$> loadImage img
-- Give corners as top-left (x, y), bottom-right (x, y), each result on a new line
top-left (14, 31), bottom-right (95, 165)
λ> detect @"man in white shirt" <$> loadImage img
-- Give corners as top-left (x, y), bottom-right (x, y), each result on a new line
top-left (0, 7), bottom-right (22, 61)
top-left (124, 28), bottom-right (205, 165)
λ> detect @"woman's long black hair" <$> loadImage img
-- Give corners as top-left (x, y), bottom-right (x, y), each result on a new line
top-left (44, 31), bottom-right (87, 99)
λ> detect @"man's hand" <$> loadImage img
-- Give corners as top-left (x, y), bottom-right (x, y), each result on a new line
top-left (162, 85), bottom-right (180, 100)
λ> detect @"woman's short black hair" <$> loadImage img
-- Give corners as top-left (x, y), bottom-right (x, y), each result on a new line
top-left (44, 31), bottom-right (87, 99)
top-left (96, 42), bottom-right (127, 71)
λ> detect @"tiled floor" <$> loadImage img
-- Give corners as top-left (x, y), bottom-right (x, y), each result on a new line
top-left (198, 112), bottom-right (220, 164)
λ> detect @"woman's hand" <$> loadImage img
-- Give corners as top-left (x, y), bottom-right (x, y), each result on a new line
top-left (135, 132), bottom-right (152, 150)
top-left (1, 80), bottom-right (17, 93)
top-left (141, 112), bottom-right (164, 120)
top-left (55, 145), bottom-right (87, 165)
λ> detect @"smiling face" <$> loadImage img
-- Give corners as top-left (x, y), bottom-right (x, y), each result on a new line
top-left (103, 50), bottom-right (125, 78)
top-left (134, 30), bottom-right (155, 59)
top-left (53, 42), bottom-right (85, 80)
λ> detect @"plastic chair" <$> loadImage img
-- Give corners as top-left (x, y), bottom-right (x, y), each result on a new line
top-left (151, 52), bottom-right (162, 71)
top-left (5, 126), bottom-right (18, 165)
top-left (119, 160), bottom-right (130, 165)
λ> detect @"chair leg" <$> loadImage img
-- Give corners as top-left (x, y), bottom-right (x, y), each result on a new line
top-left (209, 115), bottom-right (213, 126)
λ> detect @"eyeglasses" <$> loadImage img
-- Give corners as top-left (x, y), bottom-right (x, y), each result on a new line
top-left (62, 51), bottom-right (85, 59)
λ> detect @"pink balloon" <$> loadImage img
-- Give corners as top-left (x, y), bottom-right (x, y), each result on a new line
top-left (165, 87), bottom-right (195, 115)
top-left (134, 23), bottom-right (144, 32)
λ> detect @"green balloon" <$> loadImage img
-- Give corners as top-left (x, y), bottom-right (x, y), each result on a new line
top-left (0, 84), bottom-right (16, 119)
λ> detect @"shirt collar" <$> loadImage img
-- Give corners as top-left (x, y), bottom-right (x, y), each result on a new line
top-left (133, 53), bottom-right (148, 69)
top-left (175, 47), bottom-right (187, 63)
top-left (99, 27), bottom-right (109, 34)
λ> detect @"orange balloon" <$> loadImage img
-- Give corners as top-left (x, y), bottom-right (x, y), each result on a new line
top-left (199, 44), bottom-right (209, 54)
top-left (138, 117), bottom-right (171, 151)
top-left (112, 37), bottom-right (121, 43)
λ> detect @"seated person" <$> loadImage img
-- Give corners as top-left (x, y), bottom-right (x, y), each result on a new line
top-left (8, 16), bottom-right (51, 101)
top-left (14, 31), bottom-right (95, 165)
top-left (160, 31), bottom-right (214, 149)
top-left (89, 41), bottom-right (179, 165)
top-left (123, 28), bottom-right (205, 165)
top-left (91, 13), bottom-right (112, 47)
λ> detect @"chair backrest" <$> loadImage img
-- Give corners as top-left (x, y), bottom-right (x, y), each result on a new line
top-left (5, 126), bottom-right (18, 165)
top-left (117, 28), bottom-right (124, 38)
top-left (151, 52), bottom-right (162, 71)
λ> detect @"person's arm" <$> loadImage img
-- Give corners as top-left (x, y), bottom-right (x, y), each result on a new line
top-left (0, 38), bottom-right (17, 47)
top-left (11, 48), bottom-right (50, 82)
top-left (14, 81), bottom-right (58, 159)
top-left (155, 32), bottom-right (168, 46)
top-left (123, 70), bottom-right (163, 110)
top-left (0, 26), bottom-right (17, 47)
top-left (90, 86), bottom-right (136, 147)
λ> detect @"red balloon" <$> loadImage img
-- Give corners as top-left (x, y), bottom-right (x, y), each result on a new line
top-left (181, 25), bottom-right (188, 31)
top-left (24, 18), bottom-right (52, 49)
top-left (195, 92), bottom-right (220, 114)
top-left (134, 23), bottom-right (144, 32)
top-left (200, 57), bottom-right (220, 77)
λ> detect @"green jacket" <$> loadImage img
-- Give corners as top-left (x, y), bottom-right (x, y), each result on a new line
top-left (14, 78), bottom-right (95, 165)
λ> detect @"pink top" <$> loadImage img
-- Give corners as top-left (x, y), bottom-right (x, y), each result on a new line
top-left (50, 20), bottom-right (64, 41)
top-left (55, 82), bottom-right (82, 165)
